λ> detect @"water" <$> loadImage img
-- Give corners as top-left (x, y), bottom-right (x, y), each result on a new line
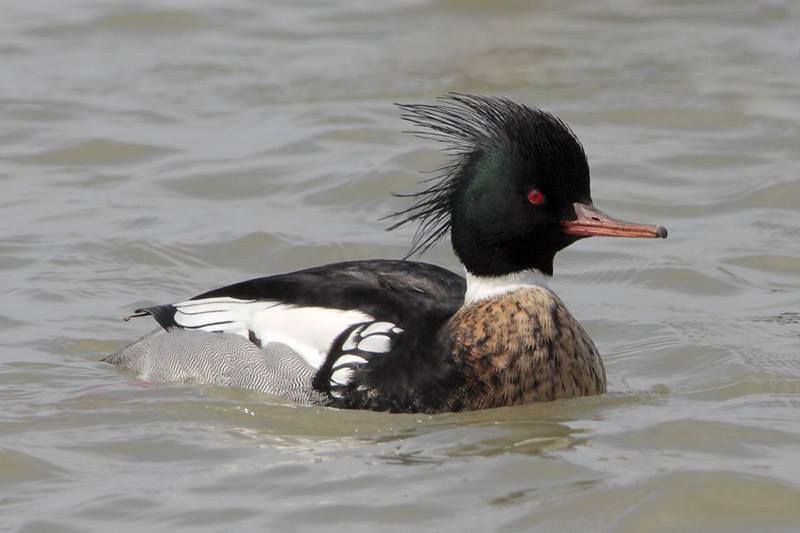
top-left (2, 0), bottom-right (799, 531)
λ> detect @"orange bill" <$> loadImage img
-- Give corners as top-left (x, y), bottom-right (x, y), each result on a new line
top-left (562, 203), bottom-right (668, 239)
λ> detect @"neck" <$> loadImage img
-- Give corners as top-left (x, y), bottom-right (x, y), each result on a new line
top-left (463, 269), bottom-right (551, 305)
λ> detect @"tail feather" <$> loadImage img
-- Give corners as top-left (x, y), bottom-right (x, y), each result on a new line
top-left (126, 304), bottom-right (178, 331)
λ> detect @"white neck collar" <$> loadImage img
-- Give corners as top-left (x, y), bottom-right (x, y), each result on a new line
top-left (464, 269), bottom-right (551, 305)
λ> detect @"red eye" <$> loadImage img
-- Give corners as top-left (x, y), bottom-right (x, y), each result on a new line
top-left (527, 188), bottom-right (546, 205)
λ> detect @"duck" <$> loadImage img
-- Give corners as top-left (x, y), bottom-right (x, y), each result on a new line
top-left (104, 94), bottom-right (667, 413)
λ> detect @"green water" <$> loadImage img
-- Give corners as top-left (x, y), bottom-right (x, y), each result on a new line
top-left (1, 1), bottom-right (799, 531)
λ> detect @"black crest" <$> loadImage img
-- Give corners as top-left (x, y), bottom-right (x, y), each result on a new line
top-left (386, 93), bottom-right (585, 258)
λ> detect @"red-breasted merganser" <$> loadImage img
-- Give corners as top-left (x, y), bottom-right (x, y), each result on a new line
top-left (105, 94), bottom-right (667, 413)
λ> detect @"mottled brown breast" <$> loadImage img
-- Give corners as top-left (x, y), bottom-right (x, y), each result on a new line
top-left (445, 287), bottom-right (606, 410)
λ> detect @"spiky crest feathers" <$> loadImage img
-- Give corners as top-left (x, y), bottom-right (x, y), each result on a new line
top-left (386, 93), bottom-right (584, 258)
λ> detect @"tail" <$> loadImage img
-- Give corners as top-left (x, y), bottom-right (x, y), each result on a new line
top-left (123, 304), bottom-right (179, 331)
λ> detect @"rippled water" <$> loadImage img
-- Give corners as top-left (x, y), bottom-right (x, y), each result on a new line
top-left (2, 0), bottom-right (799, 531)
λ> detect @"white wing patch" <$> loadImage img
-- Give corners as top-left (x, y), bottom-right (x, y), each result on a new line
top-left (172, 297), bottom-right (375, 370)
top-left (328, 321), bottom-right (404, 392)
top-left (173, 297), bottom-right (260, 337)
top-left (330, 355), bottom-right (368, 386)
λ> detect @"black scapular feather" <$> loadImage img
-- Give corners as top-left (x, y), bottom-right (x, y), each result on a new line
top-left (385, 93), bottom-right (583, 258)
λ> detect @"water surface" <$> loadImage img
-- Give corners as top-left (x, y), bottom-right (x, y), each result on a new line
top-left (2, 1), bottom-right (799, 531)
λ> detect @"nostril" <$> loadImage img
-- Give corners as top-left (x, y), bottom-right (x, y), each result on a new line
top-left (591, 216), bottom-right (600, 221)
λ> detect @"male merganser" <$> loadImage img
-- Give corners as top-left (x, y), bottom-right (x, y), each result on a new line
top-left (105, 94), bottom-right (667, 413)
